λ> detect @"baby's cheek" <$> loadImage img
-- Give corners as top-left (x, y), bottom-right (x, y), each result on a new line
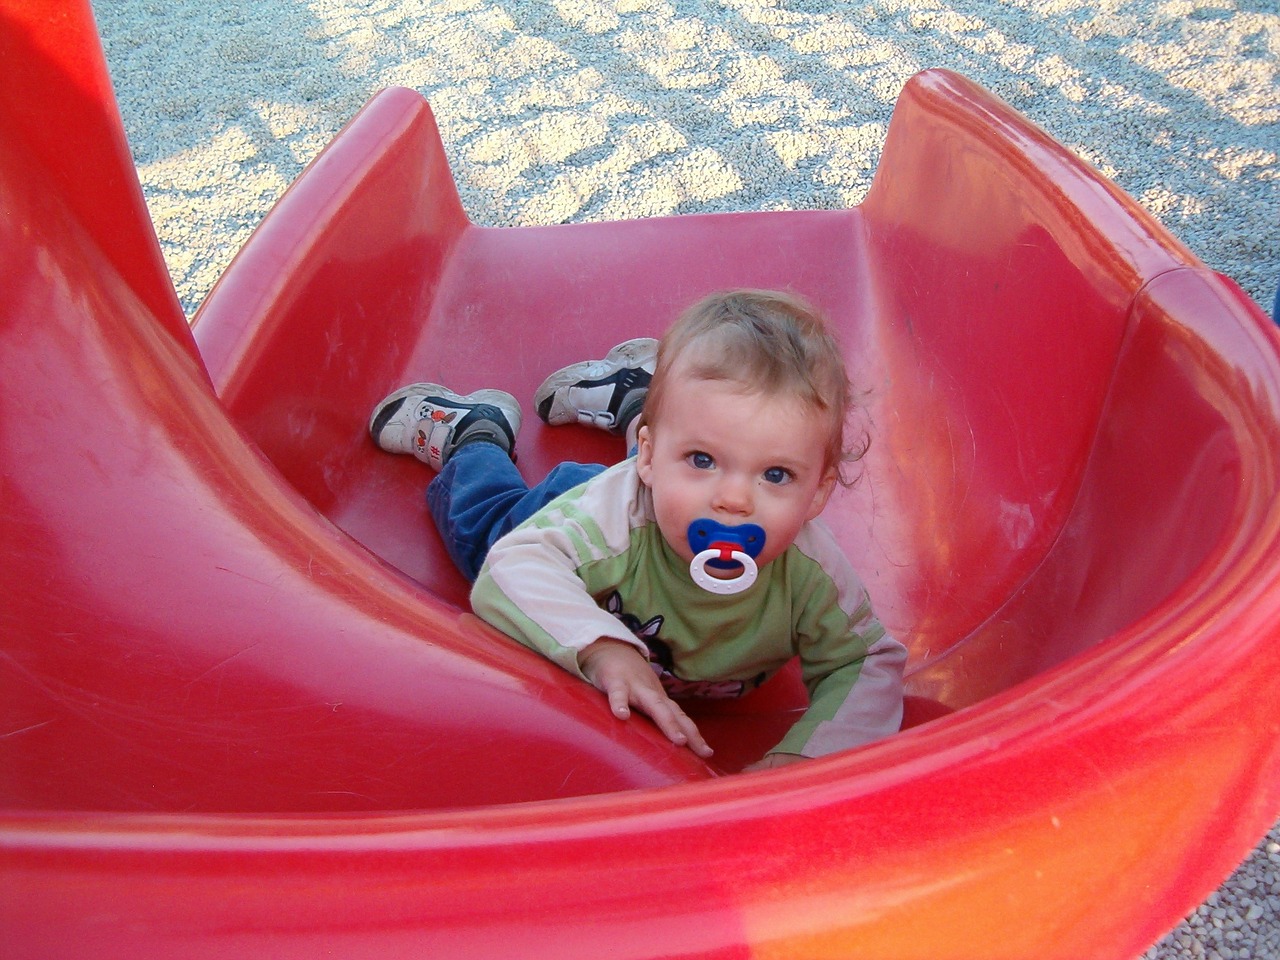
top-left (657, 518), bottom-right (696, 563)
top-left (649, 495), bottom-right (696, 563)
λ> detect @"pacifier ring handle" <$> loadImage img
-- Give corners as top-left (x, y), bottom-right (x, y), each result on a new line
top-left (686, 518), bottom-right (766, 595)
top-left (689, 547), bottom-right (759, 595)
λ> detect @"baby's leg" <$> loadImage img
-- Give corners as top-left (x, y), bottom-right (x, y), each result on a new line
top-left (427, 446), bottom-right (606, 581)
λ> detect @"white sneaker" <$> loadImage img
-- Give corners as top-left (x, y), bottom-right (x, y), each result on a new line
top-left (369, 384), bottom-right (521, 470)
top-left (534, 338), bottom-right (657, 435)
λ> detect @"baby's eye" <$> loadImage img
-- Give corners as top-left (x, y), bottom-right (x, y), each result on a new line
top-left (762, 466), bottom-right (795, 485)
top-left (688, 451), bottom-right (715, 470)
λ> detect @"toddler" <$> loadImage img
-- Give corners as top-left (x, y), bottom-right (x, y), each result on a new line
top-left (370, 289), bottom-right (906, 769)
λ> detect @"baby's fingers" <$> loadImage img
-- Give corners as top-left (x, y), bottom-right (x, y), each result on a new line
top-left (632, 688), bottom-right (713, 758)
top-left (605, 684), bottom-right (632, 720)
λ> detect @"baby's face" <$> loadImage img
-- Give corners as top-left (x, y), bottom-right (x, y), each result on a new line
top-left (635, 373), bottom-right (836, 571)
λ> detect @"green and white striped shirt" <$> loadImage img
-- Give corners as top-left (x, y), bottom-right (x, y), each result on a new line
top-left (472, 458), bottom-right (906, 758)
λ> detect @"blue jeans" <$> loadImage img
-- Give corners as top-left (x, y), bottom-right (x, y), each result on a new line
top-left (426, 441), bottom-right (606, 582)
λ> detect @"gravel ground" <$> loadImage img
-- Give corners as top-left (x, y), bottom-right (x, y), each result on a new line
top-left (91, 1), bottom-right (1278, 957)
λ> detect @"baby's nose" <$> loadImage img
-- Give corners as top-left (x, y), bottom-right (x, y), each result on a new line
top-left (713, 474), bottom-right (753, 514)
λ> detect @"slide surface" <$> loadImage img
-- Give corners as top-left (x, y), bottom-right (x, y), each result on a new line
top-left (3, 3), bottom-right (1279, 958)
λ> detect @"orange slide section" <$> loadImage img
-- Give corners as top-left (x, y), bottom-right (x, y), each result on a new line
top-left (3, 3), bottom-right (1279, 958)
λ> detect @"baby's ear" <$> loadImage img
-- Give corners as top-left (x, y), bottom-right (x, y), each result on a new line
top-left (635, 425), bottom-right (655, 486)
top-left (806, 465), bottom-right (838, 519)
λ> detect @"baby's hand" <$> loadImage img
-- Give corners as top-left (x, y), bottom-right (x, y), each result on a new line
top-left (579, 639), bottom-right (713, 759)
top-left (743, 752), bottom-right (807, 772)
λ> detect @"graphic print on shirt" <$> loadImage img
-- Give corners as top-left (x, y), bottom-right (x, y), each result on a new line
top-left (603, 591), bottom-right (763, 699)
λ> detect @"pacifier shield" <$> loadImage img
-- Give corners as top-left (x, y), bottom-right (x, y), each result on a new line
top-left (686, 519), bottom-right (766, 569)
top-left (686, 519), bottom-right (766, 595)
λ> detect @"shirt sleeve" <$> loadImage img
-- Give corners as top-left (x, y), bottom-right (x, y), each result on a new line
top-left (470, 470), bottom-right (651, 679)
top-left (767, 535), bottom-right (908, 759)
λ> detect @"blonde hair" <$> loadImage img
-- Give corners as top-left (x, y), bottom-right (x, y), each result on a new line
top-left (641, 289), bottom-right (864, 481)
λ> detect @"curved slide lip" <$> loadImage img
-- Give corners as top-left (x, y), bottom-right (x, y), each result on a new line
top-left (5, 584), bottom-right (1279, 959)
top-left (5, 399), bottom-right (1278, 960)
top-left (4, 3), bottom-right (1280, 958)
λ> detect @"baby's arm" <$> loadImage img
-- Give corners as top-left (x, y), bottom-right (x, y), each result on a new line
top-left (472, 515), bottom-right (713, 757)
top-left (786, 629), bottom-right (907, 755)
top-left (764, 548), bottom-right (907, 762)
top-left (579, 639), bottom-right (713, 757)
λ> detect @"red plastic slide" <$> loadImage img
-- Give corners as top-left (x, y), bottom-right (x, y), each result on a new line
top-left (3, 2), bottom-right (1279, 958)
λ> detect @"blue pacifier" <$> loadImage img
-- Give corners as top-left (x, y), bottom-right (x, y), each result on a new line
top-left (686, 519), bottom-right (766, 595)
